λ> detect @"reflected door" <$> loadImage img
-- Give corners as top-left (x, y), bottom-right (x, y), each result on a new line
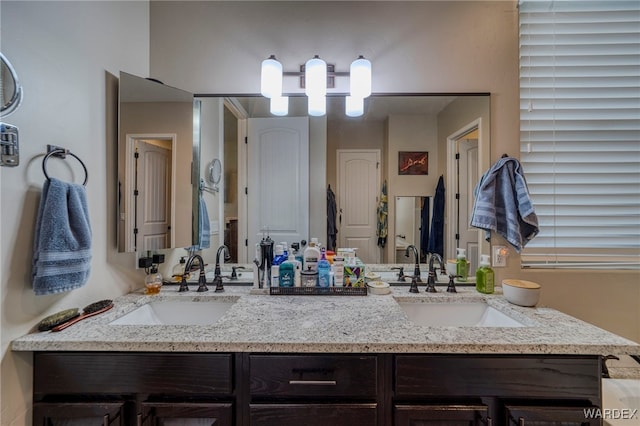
top-left (247, 117), bottom-right (309, 252)
top-left (137, 140), bottom-right (172, 251)
top-left (457, 137), bottom-right (479, 274)
top-left (337, 149), bottom-right (381, 264)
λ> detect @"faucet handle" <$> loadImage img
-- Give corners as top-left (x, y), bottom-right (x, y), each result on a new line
top-left (391, 266), bottom-right (406, 281)
top-left (231, 266), bottom-right (247, 279)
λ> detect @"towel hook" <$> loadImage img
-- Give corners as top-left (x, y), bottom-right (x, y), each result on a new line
top-left (42, 145), bottom-right (88, 186)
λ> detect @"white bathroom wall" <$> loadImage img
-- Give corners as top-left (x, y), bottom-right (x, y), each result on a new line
top-left (0, 1), bottom-right (150, 424)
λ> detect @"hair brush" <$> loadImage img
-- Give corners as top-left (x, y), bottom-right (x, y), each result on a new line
top-left (51, 299), bottom-right (114, 332)
top-left (36, 308), bottom-right (81, 332)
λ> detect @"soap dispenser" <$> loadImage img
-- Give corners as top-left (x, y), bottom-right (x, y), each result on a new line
top-left (145, 265), bottom-right (163, 295)
top-left (475, 254), bottom-right (494, 294)
top-left (456, 248), bottom-right (468, 282)
top-left (172, 257), bottom-right (187, 283)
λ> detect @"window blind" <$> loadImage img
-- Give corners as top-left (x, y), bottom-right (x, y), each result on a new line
top-left (519, 0), bottom-right (640, 269)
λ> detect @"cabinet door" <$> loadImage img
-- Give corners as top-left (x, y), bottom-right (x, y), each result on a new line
top-left (140, 402), bottom-right (233, 426)
top-left (505, 405), bottom-right (600, 425)
top-left (250, 403), bottom-right (377, 426)
top-left (33, 401), bottom-right (126, 425)
top-left (395, 404), bottom-right (490, 426)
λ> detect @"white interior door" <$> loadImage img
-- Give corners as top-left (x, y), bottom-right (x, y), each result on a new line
top-left (247, 117), bottom-right (309, 253)
top-left (137, 140), bottom-right (172, 251)
top-left (337, 149), bottom-right (381, 264)
top-left (457, 137), bottom-right (479, 274)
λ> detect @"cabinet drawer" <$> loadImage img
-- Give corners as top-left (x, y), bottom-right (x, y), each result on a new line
top-left (34, 401), bottom-right (127, 426)
top-left (250, 403), bottom-right (377, 426)
top-left (395, 355), bottom-right (600, 399)
top-left (34, 352), bottom-right (233, 395)
top-left (141, 402), bottom-right (233, 426)
top-left (395, 404), bottom-right (490, 425)
top-left (250, 354), bottom-right (377, 398)
top-left (505, 405), bottom-right (600, 425)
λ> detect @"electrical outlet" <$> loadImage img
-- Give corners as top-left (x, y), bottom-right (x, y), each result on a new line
top-left (493, 245), bottom-right (508, 267)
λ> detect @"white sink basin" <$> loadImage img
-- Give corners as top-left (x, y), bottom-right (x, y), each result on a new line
top-left (397, 301), bottom-right (525, 327)
top-left (109, 299), bottom-right (236, 326)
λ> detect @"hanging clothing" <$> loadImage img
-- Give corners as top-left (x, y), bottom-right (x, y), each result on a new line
top-left (327, 185), bottom-right (338, 251)
top-left (470, 156), bottom-right (539, 252)
top-left (419, 197), bottom-right (430, 259)
top-left (427, 175), bottom-right (445, 257)
top-left (376, 180), bottom-right (388, 248)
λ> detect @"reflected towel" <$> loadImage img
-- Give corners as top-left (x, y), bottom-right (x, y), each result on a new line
top-left (198, 194), bottom-right (211, 249)
top-left (470, 157), bottom-right (539, 252)
top-left (32, 178), bottom-right (92, 295)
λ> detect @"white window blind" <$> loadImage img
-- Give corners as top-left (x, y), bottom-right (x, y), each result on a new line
top-left (519, 0), bottom-right (640, 269)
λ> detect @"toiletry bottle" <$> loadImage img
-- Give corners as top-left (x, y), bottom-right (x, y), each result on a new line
top-left (333, 256), bottom-right (345, 287)
top-left (271, 244), bottom-right (286, 287)
top-left (145, 265), bottom-right (163, 295)
top-left (317, 248), bottom-right (331, 287)
top-left (292, 254), bottom-right (302, 287)
top-left (475, 254), bottom-right (495, 294)
top-left (172, 257), bottom-right (187, 283)
top-left (279, 255), bottom-right (296, 288)
top-left (456, 248), bottom-right (468, 282)
top-left (304, 238), bottom-right (321, 273)
top-left (252, 243), bottom-right (261, 289)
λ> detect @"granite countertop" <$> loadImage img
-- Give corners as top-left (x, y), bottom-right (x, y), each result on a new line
top-left (12, 283), bottom-right (640, 355)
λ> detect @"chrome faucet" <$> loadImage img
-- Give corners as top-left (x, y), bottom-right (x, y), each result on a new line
top-left (405, 245), bottom-right (421, 282)
top-left (179, 254), bottom-right (208, 292)
top-left (425, 253), bottom-right (444, 293)
top-left (213, 245), bottom-right (231, 292)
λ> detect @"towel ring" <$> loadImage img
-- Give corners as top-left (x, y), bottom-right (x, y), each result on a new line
top-left (42, 146), bottom-right (88, 186)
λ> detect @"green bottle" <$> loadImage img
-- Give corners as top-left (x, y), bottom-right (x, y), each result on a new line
top-left (456, 248), bottom-right (468, 282)
top-left (475, 254), bottom-right (494, 294)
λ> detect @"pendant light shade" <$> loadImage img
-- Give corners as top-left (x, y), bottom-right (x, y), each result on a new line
top-left (308, 95), bottom-right (326, 117)
top-left (305, 55), bottom-right (327, 98)
top-left (350, 56), bottom-right (372, 99)
top-left (261, 55), bottom-right (282, 99)
top-left (345, 96), bottom-right (364, 117)
top-left (270, 96), bottom-right (289, 116)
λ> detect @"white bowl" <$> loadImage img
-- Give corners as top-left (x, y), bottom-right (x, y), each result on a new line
top-left (502, 279), bottom-right (541, 307)
top-left (367, 281), bottom-right (391, 295)
top-left (364, 271), bottom-right (382, 281)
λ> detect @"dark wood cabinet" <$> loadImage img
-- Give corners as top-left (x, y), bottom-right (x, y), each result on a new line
top-left (504, 405), bottom-right (600, 426)
top-left (32, 352), bottom-right (602, 426)
top-left (33, 401), bottom-right (127, 425)
top-left (394, 404), bottom-right (490, 426)
top-left (139, 402), bottom-right (233, 426)
top-left (249, 403), bottom-right (378, 426)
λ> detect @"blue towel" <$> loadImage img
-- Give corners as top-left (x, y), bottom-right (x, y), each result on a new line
top-left (32, 178), bottom-right (92, 295)
top-left (197, 194), bottom-right (211, 249)
top-left (470, 157), bottom-right (539, 252)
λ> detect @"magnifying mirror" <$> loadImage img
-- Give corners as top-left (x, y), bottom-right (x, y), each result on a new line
top-left (207, 158), bottom-right (222, 189)
top-left (1, 52), bottom-right (24, 117)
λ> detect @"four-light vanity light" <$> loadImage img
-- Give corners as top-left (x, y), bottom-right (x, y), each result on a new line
top-left (260, 55), bottom-right (372, 117)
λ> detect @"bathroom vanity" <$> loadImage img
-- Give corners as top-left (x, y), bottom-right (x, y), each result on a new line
top-left (13, 285), bottom-right (639, 426)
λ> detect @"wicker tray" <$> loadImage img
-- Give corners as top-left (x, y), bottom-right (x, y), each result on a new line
top-left (269, 286), bottom-right (367, 296)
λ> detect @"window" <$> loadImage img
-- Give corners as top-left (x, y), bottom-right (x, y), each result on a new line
top-left (519, 0), bottom-right (640, 269)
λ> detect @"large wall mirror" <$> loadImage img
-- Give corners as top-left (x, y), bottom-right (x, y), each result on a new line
top-left (117, 72), bottom-right (197, 253)
top-left (197, 94), bottom-right (490, 269)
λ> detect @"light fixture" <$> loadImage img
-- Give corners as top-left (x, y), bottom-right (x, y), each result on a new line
top-left (270, 96), bottom-right (289, 116)
top-left (305, 55), bottom-right (327, 98)
top-left (308, 96), bottom-right (326, 117)
top-left (261, 55), bottom-right (282, 99)
top-left (350, 55), bottom-right (372, 99)
top-left (260, 54), bottom-right (372, 117)
top-left (345, 95), bottom-right (364, 117)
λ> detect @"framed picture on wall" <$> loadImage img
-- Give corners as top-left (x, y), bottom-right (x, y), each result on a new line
top-left (398, 151), bottom-right (428, 175)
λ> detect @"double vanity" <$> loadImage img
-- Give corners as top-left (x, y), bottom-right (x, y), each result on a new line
top-left (12, 268), bottom-right (640, 425)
